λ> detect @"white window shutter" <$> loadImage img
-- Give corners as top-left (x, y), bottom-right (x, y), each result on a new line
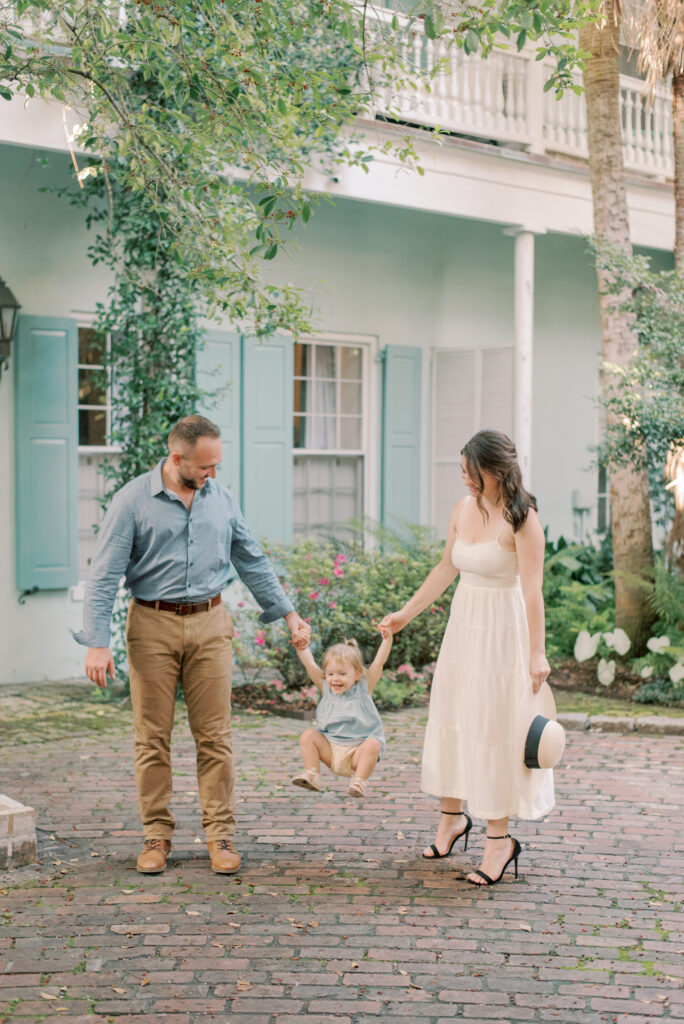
top-left (480, 347), bottom-right (514, 437)
top-left (432, 350), bottom-right (476, 536)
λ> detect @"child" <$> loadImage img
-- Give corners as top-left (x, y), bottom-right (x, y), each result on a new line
top-left (291, 629), bottom-right (393, 798)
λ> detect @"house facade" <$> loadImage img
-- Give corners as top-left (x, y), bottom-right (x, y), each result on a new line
top-left (0, 33), bottom-right (675, 684)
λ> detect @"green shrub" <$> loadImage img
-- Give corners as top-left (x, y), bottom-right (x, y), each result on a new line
top-left (263, 522), bottom-right (453, 687)
top-left (542, 534), bottom-right (615, 660)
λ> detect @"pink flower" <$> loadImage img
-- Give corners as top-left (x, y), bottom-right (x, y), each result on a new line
top-left (309, 591), bottom-right (319, 600)
top-left (333, 567), bottom-right (344, 578)
top-left (318, 577), bottom-right (330, 586)
top-left (329, 601), bottom-right (336, 609)
top-left (255, 630), bottom-right (266, 647)
top-left (238, 602), bottom-right (244, 608)
top-left (334, 553), bottom-right (346, 564)
top-left (397, 663), bottom-right (419, 679)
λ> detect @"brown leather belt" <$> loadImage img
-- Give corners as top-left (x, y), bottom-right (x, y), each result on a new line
top-left (134, 594), bottom-right (222, 616)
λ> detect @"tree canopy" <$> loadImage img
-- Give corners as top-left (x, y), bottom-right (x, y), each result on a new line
top-left (1, 0), bottom-right (591, 333)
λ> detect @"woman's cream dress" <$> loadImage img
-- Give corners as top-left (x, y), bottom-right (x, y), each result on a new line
top-left (421, 529), bottom-right (555, 820)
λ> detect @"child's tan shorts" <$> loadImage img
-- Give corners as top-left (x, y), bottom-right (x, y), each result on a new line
top-left (328, 741), bottom-right (361, 778)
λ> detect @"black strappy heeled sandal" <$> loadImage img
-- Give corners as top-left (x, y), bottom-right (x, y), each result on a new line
top-left (423, 810), bottom-right (473, 859)
top-left (468, 833), bottom-right (521, 886)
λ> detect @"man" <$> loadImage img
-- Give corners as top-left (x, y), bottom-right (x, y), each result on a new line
top-left (75, 415), bottom-right (310, 875)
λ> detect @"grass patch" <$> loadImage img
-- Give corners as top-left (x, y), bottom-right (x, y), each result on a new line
top-left (555, 691), bottom-right (684, 718)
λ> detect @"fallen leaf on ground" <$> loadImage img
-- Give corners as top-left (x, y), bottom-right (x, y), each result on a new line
top-left (236, 979), bottom-right (252, 991)
top-left (40, 993), bottom-right (57, 1000)
top-left (111, 987), bottom-right (126, 994)
top-left (121, 888), bottom-right (136, 894)
top-left (186, 910), bottom-right (200, 916)
top-left (396, 831), bottom-right (405, 840)
top-left (398, 969), bottom-right (408, 976)
top-left (140, 978), bottom-right (150, 987)
top-left (518, 922), bottom-right (532, 931)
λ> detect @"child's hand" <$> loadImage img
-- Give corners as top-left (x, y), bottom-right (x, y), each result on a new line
top-left (291, 634), bottom-right (310, 651)
top-left (378, 624), bottom-right (393, 642)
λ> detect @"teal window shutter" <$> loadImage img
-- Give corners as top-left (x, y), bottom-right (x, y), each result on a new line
top-left (382, 345), bottom-right (422, 529)
top-left (197, 330), bottom-right (241, 500)
top-left (241, 335), bottom-right (293, 544)
top-left (15, 315), bottom-right (78, 591)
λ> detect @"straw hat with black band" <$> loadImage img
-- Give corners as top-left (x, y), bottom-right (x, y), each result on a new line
top-left (516, 681), bottom-right (566, 801)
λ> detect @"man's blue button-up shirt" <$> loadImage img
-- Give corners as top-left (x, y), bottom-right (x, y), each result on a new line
top-left (74, 459), bottom-right (294, 648)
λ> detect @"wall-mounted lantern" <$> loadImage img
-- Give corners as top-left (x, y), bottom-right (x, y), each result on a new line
top-left (0, 278), bottom-right (21, 381)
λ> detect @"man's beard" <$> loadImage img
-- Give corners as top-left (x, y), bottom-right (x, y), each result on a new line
top-left (179, 473), bottom-right (202, 490)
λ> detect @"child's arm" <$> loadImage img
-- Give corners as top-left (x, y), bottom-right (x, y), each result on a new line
top-left (295, 644), bottom-right (325, 691)
top-left (366, 626), bottom-right (393, 693)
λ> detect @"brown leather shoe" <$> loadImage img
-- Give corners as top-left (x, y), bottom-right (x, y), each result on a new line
top-left (136, 838), bottom-right (171, 874)
top-left (207, 838), bottom-right (241, 874)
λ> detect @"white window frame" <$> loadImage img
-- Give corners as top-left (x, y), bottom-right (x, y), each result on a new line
top-left (293, 331), bottom-right (380, 527)
top-left (75, 314), bottom-right (121, 454)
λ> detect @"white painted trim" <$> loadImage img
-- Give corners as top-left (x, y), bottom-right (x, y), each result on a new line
top-left (294, 331), bottom-right (380, 530)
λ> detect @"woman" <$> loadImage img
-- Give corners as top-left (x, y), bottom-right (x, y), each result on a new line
top-left (380, 430), bottom-right (553, 886)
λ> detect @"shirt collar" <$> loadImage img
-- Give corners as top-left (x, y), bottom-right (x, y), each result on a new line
top-left (150, 459), bottom-right (167, 496)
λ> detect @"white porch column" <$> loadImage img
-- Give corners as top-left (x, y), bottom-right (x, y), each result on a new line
top-left (507, 228), bottom-right (537, 488)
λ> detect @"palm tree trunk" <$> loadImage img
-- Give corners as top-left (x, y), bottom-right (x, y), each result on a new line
top-left (580, 1), bottom-right (655, 649)
top-left (666, 69), bottom-right (684, 571)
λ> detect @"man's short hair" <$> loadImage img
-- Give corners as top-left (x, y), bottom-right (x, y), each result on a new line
top-left (168, 415), bottom-right (221, 449)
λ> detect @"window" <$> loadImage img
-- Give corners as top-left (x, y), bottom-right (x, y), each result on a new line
top-left (293, 339), bottom-right (367, 539)
top-left (431, 346), bottom-right (514, 535)
top-left (77, 326), bottom-right (111, 448)
top-left (597, 465), bottom-right (610, 534)
top-left (76, 325), bottom-right (116, 580)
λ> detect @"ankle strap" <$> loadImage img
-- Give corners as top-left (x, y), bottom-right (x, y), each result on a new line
top-left (441, 810), bottom-right (465, 816)
top-left (486, 833), bottom-right (510, 840)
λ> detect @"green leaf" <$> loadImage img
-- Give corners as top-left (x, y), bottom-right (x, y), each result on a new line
top-left (263, 245), bottom-right (278, 260)
top-left (464, 30), bottom-right (480, 55)
top-left (516, 29), bottom-right (527, 51)
top-left (423, 15), bottom-right (436, 40)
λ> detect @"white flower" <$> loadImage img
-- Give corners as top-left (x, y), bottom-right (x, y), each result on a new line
top-left (646, 636), bottom-right (671, 653)
top-left (640, 665), bottom-right (654, 679)
top-left (603, 628), bottom-right (631, 656)
top-left (574, 630), bottom-right (601, 662)
top-left (597, 658), bottom-right (616, 686)
top-left (669, 661), bottom-right (684, 684)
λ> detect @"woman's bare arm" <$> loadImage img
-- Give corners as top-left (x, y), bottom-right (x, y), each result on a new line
top-left (515, 508), bottom-right (550, 693)
top-left (379, 498), bottom-right (464, 634)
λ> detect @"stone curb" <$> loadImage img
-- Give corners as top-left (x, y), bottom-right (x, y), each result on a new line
top-left (558, 712), bottom-right (684, 735)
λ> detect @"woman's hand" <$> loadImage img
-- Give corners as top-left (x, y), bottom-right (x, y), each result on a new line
top-left (529, 651), bottom-right (550, 694)
top-left (379, 610), bottom-right (411, 635)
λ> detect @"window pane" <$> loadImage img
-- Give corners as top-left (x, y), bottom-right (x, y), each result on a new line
top-left (294, 342), bottom-right (312, 377)
top-left (294, 414), bottom-right (308, 449)
top-left (314, 345), bottom-right (335, 379)
top-left (79, 368), bottom-right (107, 406)
top-left (78, 327), bottom-right (106, 366)
top-left (313, 416), bottom-right (337, 449)
top-left (315, 379), bottom-right (336, 415)
top-left (79, 409), bottom-right (107, 447)
top-left (340, 417), bottom-right (361, 449)
top-left (340, 346), bottom-right (362, 380)
top-left (340, 381), bottom-right (362, 414)
top-left (294, 378), bottom-right (308, 414)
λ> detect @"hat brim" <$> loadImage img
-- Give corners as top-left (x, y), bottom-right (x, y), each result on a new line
top-left (516, 681), bottom-right (560, 802)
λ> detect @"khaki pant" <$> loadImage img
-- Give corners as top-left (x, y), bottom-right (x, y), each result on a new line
top-left (126, 599), bottom-right (234, 842)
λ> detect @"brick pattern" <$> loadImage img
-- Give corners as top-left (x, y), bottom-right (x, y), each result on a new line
top-left (0, 705), bottom-right (683, 1022)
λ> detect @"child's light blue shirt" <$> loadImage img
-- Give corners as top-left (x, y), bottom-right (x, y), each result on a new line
top-left (316, 675), bottom-right (385, 754)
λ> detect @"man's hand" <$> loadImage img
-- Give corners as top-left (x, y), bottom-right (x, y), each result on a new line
top-left (285, 611), bottom-right (312, 650)
top-left (85, 647), bottom-right (115, 689)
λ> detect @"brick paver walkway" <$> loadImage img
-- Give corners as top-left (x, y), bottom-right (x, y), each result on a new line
top-left (1, 701), bottom-right (683, 1024)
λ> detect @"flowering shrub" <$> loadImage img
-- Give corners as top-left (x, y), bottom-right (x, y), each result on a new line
top-left (261, 523), bottom-right (453, 689)
top-left (574, 626), bottom-right (684, 704)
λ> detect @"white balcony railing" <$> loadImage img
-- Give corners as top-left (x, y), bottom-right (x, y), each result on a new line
top-left (371, 14), bottom-right (674, 180)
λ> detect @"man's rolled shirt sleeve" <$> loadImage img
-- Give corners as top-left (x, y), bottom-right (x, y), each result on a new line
top-left (73, 493), bottom-right (135, 648)
top-left (228, 508), bottom-right (294, 624)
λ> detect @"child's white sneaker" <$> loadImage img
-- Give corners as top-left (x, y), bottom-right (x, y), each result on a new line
top-left (348, 775), bottom-right (368, 798)
top-left (291, 768), bottom-right (323, 792)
